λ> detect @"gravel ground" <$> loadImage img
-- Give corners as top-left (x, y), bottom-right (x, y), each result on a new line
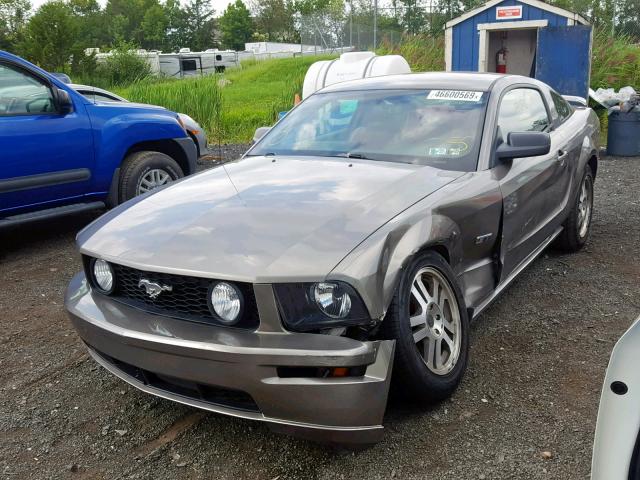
top-left (1, 151), bottom-right (639, 480)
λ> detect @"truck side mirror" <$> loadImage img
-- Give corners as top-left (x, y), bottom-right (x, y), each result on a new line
top-left (55, 87), bottom-right (73, 115)
top-left (496, 131), bottom-right (550, 161)
top-left (253, 126), bottom-right (270, 143)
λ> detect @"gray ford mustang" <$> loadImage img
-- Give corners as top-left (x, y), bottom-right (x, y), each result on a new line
top-left (65, 72), bottom-right (600, 444)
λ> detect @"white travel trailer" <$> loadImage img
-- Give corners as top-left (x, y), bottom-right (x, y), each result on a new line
top-left (158, 50), bottom-right (238, 77)
top-left (93, 49), bottom-right (161, 74)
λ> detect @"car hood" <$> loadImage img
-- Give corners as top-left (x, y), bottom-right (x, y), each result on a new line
top-left (93, 100), bottom-right (165, 110)
top-left (79, 156), bottom-right (464, 282)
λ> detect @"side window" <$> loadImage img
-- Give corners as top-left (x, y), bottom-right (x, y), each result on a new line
top-left (550, 90), bottom-right (573, 123)
top-left (497, 88), bottom-right (550, 141)
top-left (0, 63), bottom-right (55, 115)
top-left (181, 59), bottom-right (197, 72)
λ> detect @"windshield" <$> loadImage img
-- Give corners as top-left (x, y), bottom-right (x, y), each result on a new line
top-left (248, 89), bottom-right (489, 171)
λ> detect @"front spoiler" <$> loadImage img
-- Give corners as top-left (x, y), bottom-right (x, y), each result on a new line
top-left (65, 272), bottom-right (395, 444)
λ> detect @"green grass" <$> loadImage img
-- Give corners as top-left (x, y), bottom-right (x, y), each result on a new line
top-left (377, 34), bottom-right (445, 72)
top-left (114, 76), bottom-right (223, 138)
top-left (590, 29), bottom-right (640, 90)
top-left (114, 55), bottom-right (333, 144)
top-left (216, 56), bottom-right (333, 142)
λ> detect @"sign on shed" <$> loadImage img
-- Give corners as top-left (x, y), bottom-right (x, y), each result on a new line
top-left (496, 6), bottom-right (522, 19)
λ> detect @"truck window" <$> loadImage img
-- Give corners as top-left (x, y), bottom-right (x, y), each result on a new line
top-left (0, 64), bottom-right (55, 115)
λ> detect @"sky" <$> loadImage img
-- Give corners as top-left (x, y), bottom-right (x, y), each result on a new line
top-left (29, 0), bottom-right (235, 14)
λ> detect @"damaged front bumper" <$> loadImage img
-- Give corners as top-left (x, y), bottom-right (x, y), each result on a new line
top-left (65, 272), bottom-right (394, 445)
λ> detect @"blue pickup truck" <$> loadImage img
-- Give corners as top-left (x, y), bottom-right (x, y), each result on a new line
top-left (0, 51), bottom-right (197, 227)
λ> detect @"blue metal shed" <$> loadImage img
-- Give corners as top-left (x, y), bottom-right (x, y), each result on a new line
top-left (445, 0), bottom-right (591, 98)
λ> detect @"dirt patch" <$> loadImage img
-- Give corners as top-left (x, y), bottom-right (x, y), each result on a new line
top-left (0, 152), bottom-right (638, 479)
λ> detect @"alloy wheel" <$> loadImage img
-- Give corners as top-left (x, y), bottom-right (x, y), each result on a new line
top-left (408, 267), bottom-right (462, 375)
top-left (577, 173), bottom-right (593, 239)
top-left (137, 169), bottom-right (172, 195)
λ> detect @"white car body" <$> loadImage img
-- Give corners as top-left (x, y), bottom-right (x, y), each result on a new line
top-left (592, 315), bottom-right (640, 479)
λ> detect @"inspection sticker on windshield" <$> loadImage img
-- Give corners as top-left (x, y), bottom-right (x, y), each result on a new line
top-left (427, 90), bottom-right (483, 102)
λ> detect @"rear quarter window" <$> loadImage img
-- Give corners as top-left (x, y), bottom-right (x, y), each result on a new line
top-left (550, 90), bottom-right (573, 123)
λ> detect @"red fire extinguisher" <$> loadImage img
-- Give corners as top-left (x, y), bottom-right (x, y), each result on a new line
top-left (496, 46), bottom-right (507, 74)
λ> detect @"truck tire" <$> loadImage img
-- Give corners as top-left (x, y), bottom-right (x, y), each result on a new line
top-left (118, 151), bottom-right (184, 203)
top-left (379, 251), bottom-right (470, 403)
top-left (556, 165), bottom-right (594, 252)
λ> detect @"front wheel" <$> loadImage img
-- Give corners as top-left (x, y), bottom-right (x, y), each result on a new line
top-left (556, 165), bottom-right (594, 252)
top-left (118, 151), bottom-right (184, 203)
top-left (380, 251), bottom-right (470, 402)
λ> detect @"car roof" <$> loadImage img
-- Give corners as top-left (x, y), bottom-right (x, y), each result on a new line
top-left (319, 72), bottom-right (509, 94)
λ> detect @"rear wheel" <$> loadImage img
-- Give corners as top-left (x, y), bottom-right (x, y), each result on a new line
top-left (556, 165), bottom-right (594, 252)
top-left (118, 151), bottom-right (184, 203)
top-left (380, 251), bottom-right (470, 402)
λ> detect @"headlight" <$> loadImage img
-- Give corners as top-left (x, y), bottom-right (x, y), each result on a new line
top-left (91, 258), bottom-right (114, 294)
top-left (312, 282), bottom-right (352, 318)
top-left (209, 282), bottom-right (243, 324)
top-left (274, 282), bottom-right (370, 332)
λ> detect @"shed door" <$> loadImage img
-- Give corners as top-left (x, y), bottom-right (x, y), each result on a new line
top-left (535, 25), bottom-right (591, 99)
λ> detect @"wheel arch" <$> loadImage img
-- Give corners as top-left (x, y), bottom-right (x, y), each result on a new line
top-left (186, 133), bottom-right (200, 158)
top-left (588, 152), bottom-right (598, 180)
top-left (123, 139), bottom-right (194, 175)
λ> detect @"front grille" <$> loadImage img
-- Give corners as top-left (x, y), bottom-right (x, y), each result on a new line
top-left (94, 348), bottom-right (260, 413)
top-left (85, 257), bottom-right (259, 329)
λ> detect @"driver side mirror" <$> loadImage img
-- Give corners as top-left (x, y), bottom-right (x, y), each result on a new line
top-left (54, 87), bottom-right (73, 115)
top-left (253, 126), bottom-right (270, 143)
top-left (496, 131), bottom-right (551, 161)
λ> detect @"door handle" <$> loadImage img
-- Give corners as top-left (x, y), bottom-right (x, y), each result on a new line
top-left (557, 150), bottom-right (568, 165)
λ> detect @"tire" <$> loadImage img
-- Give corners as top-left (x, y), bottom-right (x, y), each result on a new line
top-left (379, 251), bottom-right (470, 403)
top-left (118, 151), bottom-right (184, 204)
top-left (556, 165), bottom-right (594, 252)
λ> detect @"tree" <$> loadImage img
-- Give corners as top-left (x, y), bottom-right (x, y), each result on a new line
top-left (0, 0), bottom-right (30, 51)
top-left (183, 0), bottom-right (215, 50)
top-left (219, 0), bottom-right (253, 50)
top-left (251, 0), bottom-right (299, 43)
top-left (18, 1), bottom-right (78, 71)
top-left (68, 0), bottom-right (104, 49)
top-left (616, 0), bottom-right (640, 38)
top-left (399, 0), bottom-right (426, 35)
top-left (164, 0), bottom-right (189, 51)
top-left (142, 3), bottom-right (168, 49)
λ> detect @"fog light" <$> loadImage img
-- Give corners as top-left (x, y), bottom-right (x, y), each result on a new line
top-left (209, 282), bottom-right (243, 324)
top-left (92, 259), bottom-right (114, 294)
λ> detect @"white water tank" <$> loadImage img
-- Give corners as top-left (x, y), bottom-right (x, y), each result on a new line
top-left (302, 52), bottom-right (411, 99)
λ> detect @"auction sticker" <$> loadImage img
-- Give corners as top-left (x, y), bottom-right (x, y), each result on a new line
top-left (427, 90), bottom-right (483, 102)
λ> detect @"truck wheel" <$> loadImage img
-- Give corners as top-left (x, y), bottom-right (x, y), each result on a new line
top-left (556, 165), bottom-right (594, 252)
top-left (118, 151), bottom-right (184, 203)
top-left (380, 251), bottom-right (470, 403)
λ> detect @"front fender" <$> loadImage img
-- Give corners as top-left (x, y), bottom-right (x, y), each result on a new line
top-left (86, 105), bottom-right (188, 191)
top-left (328, 197), bottom-right (464, 321)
